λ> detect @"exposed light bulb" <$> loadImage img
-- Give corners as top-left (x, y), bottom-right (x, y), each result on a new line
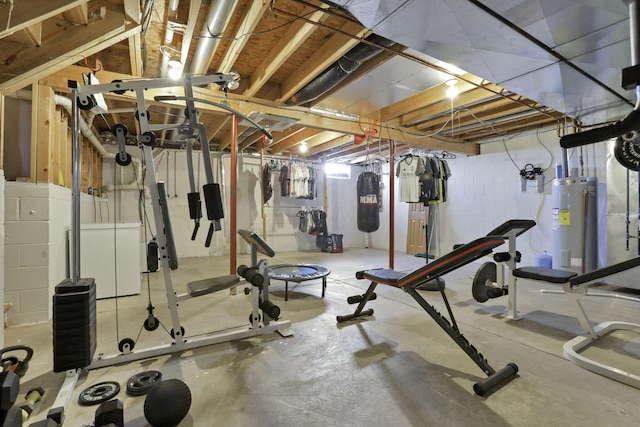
top-left (445, 79), bottom-right (458, 98)
top-left (299, 141), bottom-right (308, 153)
top-left (167, 57), bottom-right (183, 80)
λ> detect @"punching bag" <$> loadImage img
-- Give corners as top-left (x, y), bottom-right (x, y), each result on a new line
top-left (357, 171), bottom-right (380, 232)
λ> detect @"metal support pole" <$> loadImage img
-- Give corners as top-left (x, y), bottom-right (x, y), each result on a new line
top-left (230, 114), bottom-right (238, 275)
top-left (389, 140), bottom-right (395, 269)
top-left (70, 83), bottom-right (81, 284)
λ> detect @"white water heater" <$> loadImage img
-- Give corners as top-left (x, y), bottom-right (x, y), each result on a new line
top-left (551, 177), bottom-right (597, 273)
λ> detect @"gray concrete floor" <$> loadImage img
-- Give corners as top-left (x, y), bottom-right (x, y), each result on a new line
top-left (7, 248), bottom-right (640, 426)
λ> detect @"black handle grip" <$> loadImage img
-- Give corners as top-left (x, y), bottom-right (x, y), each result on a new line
top-left (187, 192), bottom-right (202, 220)
top-left (190, 222), bottom-right (200, 241)
top-left (205, 223), bottom-right (214, 247)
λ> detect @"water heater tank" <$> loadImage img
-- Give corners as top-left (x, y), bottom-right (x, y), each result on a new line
top-left (551, 177), bottom-right (597, 273)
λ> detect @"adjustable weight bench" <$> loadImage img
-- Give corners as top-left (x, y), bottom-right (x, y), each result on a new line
top-left (472, 219), bottom-right (640, 389)
top-left (337, 236), bottom-right (519, 396)
top-left (512, 260), bottom-right (640, 389)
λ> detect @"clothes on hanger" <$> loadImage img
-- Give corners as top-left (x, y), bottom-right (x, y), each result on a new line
top-left (396, 154), bottom-right (425, 202)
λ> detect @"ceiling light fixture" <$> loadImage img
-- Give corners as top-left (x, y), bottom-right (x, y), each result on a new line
top-left (167, 56), bottom-right (183, 80)
top-left (445, 79), bottom-right (459, 99)
top-left (299, 141), bottom-right (308, 153)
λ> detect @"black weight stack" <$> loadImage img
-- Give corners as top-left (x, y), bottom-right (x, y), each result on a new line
top-left (53, 278), bottom-right (97, 372)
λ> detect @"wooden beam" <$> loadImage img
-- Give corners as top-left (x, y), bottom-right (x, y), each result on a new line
top-left (268, 127), bottom-right (323, 154)
top-left (217, 1), bottom-right (269, 73)
top-left (416, 97), bottom-right (536, 132)
top-left (0, 0), bottom-right (89, 39)
top-left (400, 84), bottom-right (506, 127)
top-left (41, 66), bottom-right (481, 156)
top-left (0, 94), bottom-right (4, 169)
top-left (31, 83), bottom-right (55, 182)
top-left (123, 0), bottom-right (141, 24)
top-left (0, 6), bottom-right (139, 94)
top-left (277, 21), bottom-right (369, 102)
top-left (307, 134), bottom-right (353, 156)
top-left (5, 23), bottom-right (42, 46)
top-left (128, 32), bottom-right (143, 76)
top-left (179, 0), bottom-right (202, 68)
top-left (243, 6), bottom-right (328, 97)
top-left (62, 4), bottom-right (89, 25)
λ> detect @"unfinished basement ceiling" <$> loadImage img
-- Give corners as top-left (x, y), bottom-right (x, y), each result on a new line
top-left (329, 0), bottom-right (635, 125)
top-left (1, 0), bottom-right (633, 164)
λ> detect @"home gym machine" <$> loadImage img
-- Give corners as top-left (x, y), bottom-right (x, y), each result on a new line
top-left (471, 219), bottom-right (640, 389)
top-left (47, 74), bottom-right (291, 425)
top-left (337, 236), bottom-right (519, 396)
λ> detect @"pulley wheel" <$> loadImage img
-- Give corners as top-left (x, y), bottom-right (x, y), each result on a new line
top-left (144, 316), bottom-right (160, 331)
top-left (115, 152), bottom-right (132, 166)
top-left (614, 136), bottom-right (640, 171)
top-left (472, 262), bottom-right (497, 303)
top-left (78, 381), bottom-right (121, 406)
top-left (140, 131), bottom-right (157, 147)
top-left (170, 326), bottom-right (185, 339)
top-left (118, 338), bottom-right (135, 353)
top-left (126, 370), bottom-right (163, 396)
top-left (77, 96), bottom-right (95, 111)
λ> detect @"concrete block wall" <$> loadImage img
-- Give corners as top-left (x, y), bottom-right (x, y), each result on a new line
top-left (5, 182), bottom-right (51, 325)
top-left (4, 182), bottom-right (96, 326)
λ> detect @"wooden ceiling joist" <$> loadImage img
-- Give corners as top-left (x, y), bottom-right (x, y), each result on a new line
top-left (0, 0), bottom-right (89, 39)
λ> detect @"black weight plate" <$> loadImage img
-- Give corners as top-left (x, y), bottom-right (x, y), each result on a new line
top-left (126, 370), bottom-right (163, 396)
top-left (78, 381), bottom-right (120, 406)
top-left (472, 262), bottom-right (497, 303)
top-left (614, 137), bottom-right (640, 171)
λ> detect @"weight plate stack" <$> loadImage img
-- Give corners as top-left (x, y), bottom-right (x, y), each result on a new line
top-left (126, 371), bottom-right (163, 396)
top-left (53, 278), bottom-right (97, 372)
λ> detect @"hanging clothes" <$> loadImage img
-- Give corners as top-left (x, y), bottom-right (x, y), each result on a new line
top-left (279, 164), bottom-right (290, 196)
top-left (262, 163), bottom-right (273, 204)
top-left (396, 155), bottom-right (425, 202)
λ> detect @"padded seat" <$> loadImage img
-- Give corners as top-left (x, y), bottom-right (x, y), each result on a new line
top-left (513, 266), bottom-right (576, 284)
top-left (187, 275), bottom-right (239, 297)
top-left (362, 269), bottom-right (407, 286)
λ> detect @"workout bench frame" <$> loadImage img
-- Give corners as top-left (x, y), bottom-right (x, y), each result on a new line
top-left (477, 219), bottom-right (640, 390)
top-left (337, 236), bottom-right (519, 396)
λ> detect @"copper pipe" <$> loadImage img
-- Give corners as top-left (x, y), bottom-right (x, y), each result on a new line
top-left (389, 139), bottom-right (395, 269)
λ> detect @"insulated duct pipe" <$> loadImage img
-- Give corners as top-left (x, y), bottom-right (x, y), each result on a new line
top-left (189, 0), bottom-right (236, 74)
top-left (171, 0), bottom-right (235, 142)
top-left (287, 34), bottom-right (395, 105)
top-left (560, 0), bottom-right (640, 149)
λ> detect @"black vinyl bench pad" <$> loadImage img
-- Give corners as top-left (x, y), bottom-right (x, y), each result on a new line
top-left (513, 256), bottom-right (640, 286)
top-left (362, 236), bottom-right (505, 288)
top-left (187, 275), bottom-right (239, 297)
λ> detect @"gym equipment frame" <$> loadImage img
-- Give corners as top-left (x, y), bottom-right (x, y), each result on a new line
top-left (472, 219), bottom-right (640, 389)
top-left (337, 236), bottom-right (519, 396)
top-left (67, 74), bottom-right (291, 371)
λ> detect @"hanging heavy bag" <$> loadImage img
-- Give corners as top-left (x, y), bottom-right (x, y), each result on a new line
top-left (357, 171), bottom-right (380, 232)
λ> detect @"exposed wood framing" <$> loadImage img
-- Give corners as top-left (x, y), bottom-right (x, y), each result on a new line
top-left (0, 0), bottom-right (89, 38)
top-left (217, 1), bottom-right (269, 73)
top-left (4, 23), bottom-right (42, 46)
top-left (277, 21), bottom-right (369, 102)
top-left (0, 94), bottom-right (3, 169)
top-left (243, 6), bottom-right (329, 97)
top-left (0, 4), bottom-right (140, 94)
top-left (62, 4), bottom-right (89, 25)
top-left (129, 32), bottom-right (144, 76)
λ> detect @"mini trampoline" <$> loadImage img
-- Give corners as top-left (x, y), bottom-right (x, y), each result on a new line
top-left (267, 264), bottom-right (331, 301)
